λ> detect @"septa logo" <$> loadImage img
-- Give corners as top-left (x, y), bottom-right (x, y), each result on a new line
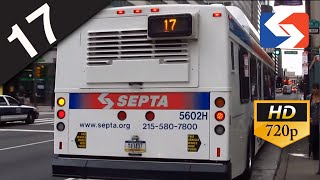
top-left (254, 100), bottom-right (310, 148)
top-left (260, 12), bottom-right (309, 48)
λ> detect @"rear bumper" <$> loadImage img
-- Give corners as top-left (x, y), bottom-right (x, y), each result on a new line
top-left (52, 156), bottom-right (231, 180)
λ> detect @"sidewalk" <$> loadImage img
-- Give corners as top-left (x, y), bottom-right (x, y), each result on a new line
top-left (251, 142), bottom-right (282, 180)
top-left (274, 138), bottom-right (320, 180)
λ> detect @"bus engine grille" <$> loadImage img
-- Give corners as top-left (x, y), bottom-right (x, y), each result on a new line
top-left (86, 30), bottom-right (190, 65)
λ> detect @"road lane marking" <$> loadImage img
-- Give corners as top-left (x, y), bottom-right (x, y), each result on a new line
top-left (32, 122), bottom-right (54, 126)
top-left (0, 139), bottom-right (53, 151)
top-left (0, 129), bottom-right (53, 133)
top-left (35, 118), bottom-right (53, 121)
top-left (35, 120), bottom-right (53, 124)
top-left (39, 112), bottom-right (54, 115)
top-left (32, 118), bottom-right (54, 126)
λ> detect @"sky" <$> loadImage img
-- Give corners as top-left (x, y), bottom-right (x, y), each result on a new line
top-left (270, 0), bottom-right (306, 76)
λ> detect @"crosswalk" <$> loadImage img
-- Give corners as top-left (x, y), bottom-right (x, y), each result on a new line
top-left (31, 118), bottom-right (54, 126)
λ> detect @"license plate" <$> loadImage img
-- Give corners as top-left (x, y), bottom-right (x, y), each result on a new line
top-left (125, 140), bottom-right (146, 153)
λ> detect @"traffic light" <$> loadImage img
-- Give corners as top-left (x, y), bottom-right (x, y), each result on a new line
top-left (275, 48), bottom-right (281, 55)
top-left (35, 66), bottom-right (41, 78)
top-left (40, 66), bottom-right (46, 78)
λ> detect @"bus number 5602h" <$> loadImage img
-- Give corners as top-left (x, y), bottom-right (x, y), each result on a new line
top-left (179, 111), bottom-right (208, 120)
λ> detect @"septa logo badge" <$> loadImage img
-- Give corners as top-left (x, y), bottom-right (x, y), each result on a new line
top-left (260, 12), bottom-right (309, 48)
top-left (254, 100), bottom-right (310, 148)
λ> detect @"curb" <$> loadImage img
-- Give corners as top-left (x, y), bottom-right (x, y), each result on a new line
top-left (251, 142), bottom-right (282, 180)
top-left (273, 147), bottom-right (289, 180)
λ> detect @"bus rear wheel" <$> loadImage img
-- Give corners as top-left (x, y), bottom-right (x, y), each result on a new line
top-left (241, 125), bottom-right (255, 179)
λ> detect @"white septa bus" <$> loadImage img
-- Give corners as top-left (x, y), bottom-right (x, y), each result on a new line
top-left (52, 3), bottom-right (276, 180)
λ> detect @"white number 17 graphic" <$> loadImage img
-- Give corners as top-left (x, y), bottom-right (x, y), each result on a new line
top-left (7, 3), bottom-right (56, 58)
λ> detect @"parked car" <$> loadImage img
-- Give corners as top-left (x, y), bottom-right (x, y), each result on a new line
top-left (0, 95), bottom-right (39, 125)
top-left (276, 88), bottom-right (282, 93)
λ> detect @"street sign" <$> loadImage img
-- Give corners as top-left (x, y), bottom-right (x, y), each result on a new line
top-left (265, 48), bottom-right (274, 53)
top-left (309, 28), bottom-right (319, 34)
top-left (284, 50), bottom-right (298, 54)
top-left (254, 100), bottom-right (310, 148)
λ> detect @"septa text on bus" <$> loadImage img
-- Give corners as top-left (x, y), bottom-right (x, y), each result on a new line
top-left (99, 94), bottom-right (168, 108)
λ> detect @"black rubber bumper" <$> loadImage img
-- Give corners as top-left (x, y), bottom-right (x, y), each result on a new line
top-left (52, 156), bottom-right (231, 180)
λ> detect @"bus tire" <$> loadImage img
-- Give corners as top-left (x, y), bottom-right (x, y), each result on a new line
top-left (242, 120), bottom-right (255, 179)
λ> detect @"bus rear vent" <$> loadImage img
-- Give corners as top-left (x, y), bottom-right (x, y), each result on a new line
top-left (87, 30), bottom-right (189, 65)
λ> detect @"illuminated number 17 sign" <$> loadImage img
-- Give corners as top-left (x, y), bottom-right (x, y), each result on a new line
top-left (164, 18), bottom-right (177, 32)
top-left (148, 14), bottom-right (192, 38)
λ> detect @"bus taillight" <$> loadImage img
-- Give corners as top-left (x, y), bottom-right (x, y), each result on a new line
top-left (117, 111), bottom-right (127, 121)
top-left (217, 147), bottom-right (221, 157)
top-left (59, 142), bottom-right (63, 149)
top-left (57, 110), bottom-right (66, 119)
top-left (215, 111), bottom-right (225, 121)
top-left (145, 111), bottom-right (155, 121)
top-left (214, 97), bottom-right (225, 108)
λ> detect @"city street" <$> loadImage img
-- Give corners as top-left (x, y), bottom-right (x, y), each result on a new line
top-left (0, 93), bottom-right (306, 180)
top-left (0, 113), bottom-right (62, 180)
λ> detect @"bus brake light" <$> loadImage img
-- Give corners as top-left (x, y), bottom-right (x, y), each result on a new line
top-left (215, 111), bottom-right (225, 121)
top-left (57, 110), bottom-right (65, 119)
top-left (59, 142), bottom-right (63, 149)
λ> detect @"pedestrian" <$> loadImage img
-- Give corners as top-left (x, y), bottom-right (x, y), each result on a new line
top-left (306, 83), bottom-right (320, 160)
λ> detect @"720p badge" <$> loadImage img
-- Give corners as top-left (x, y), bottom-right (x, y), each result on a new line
top-left (254, 100), bottom-right (310, 148)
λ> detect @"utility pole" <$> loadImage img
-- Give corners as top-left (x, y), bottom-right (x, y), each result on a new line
top-left (33, 64), bottom-right (37, 108)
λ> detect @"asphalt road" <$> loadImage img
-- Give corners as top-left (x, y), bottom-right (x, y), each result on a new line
top-left (0, 93), bottom-right (301, 180)
top-left (0, 113), bottom-right (62, 180)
